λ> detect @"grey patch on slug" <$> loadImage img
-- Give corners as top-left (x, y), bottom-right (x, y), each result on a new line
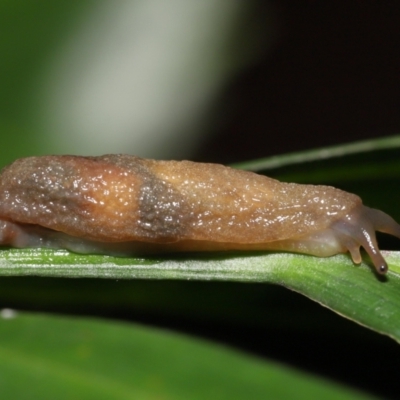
top-left (103, 155), bottom-right (191, 241)
top-left (0, 157), bottom-right (80, 223)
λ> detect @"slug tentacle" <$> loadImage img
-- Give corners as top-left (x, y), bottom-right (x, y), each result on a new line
top-left (364, 207), bottom-right (400, 238)
top-left (329, 206), bottom-right (400, 274)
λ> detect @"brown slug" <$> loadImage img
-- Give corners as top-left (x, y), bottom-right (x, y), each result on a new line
top-left (0, 154), bottom-right (398, 274)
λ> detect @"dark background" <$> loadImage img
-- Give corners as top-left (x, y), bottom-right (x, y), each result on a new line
top-left (196, 1), bottom-right (400, 164)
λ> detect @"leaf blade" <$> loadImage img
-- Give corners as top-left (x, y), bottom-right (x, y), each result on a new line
top-left (0, 312), bottom-right (375, 400)
top-left (1, 248), bottom-right (400, 343)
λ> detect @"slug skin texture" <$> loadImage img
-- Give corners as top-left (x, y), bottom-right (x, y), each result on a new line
top-left (0, 154), bottom-right (398, 274)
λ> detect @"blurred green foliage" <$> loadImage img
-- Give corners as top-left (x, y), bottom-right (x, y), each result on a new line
top-left (0, 1), bottom-right (92, 164)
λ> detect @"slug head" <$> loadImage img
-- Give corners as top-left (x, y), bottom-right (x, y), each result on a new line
top-left (330, 206), bottom-right (400, 275)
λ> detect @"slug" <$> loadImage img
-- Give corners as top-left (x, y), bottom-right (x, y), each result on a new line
top-left (0, 154), bottom-right (398, 274)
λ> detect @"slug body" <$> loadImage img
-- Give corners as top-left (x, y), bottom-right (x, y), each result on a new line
top-left (0, 154), bottom-right (399, 274)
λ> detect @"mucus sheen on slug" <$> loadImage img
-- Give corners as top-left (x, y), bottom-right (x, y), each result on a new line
top-left (0, 154), bottom-right (399, 275)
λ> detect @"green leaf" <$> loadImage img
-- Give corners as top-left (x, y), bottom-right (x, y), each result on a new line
top-left (232, 134), bottom-right (400, 176)
top-left (0, 312), bottom-right (373, 399)
top-left (1, 248), bottom-right (400, 343)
